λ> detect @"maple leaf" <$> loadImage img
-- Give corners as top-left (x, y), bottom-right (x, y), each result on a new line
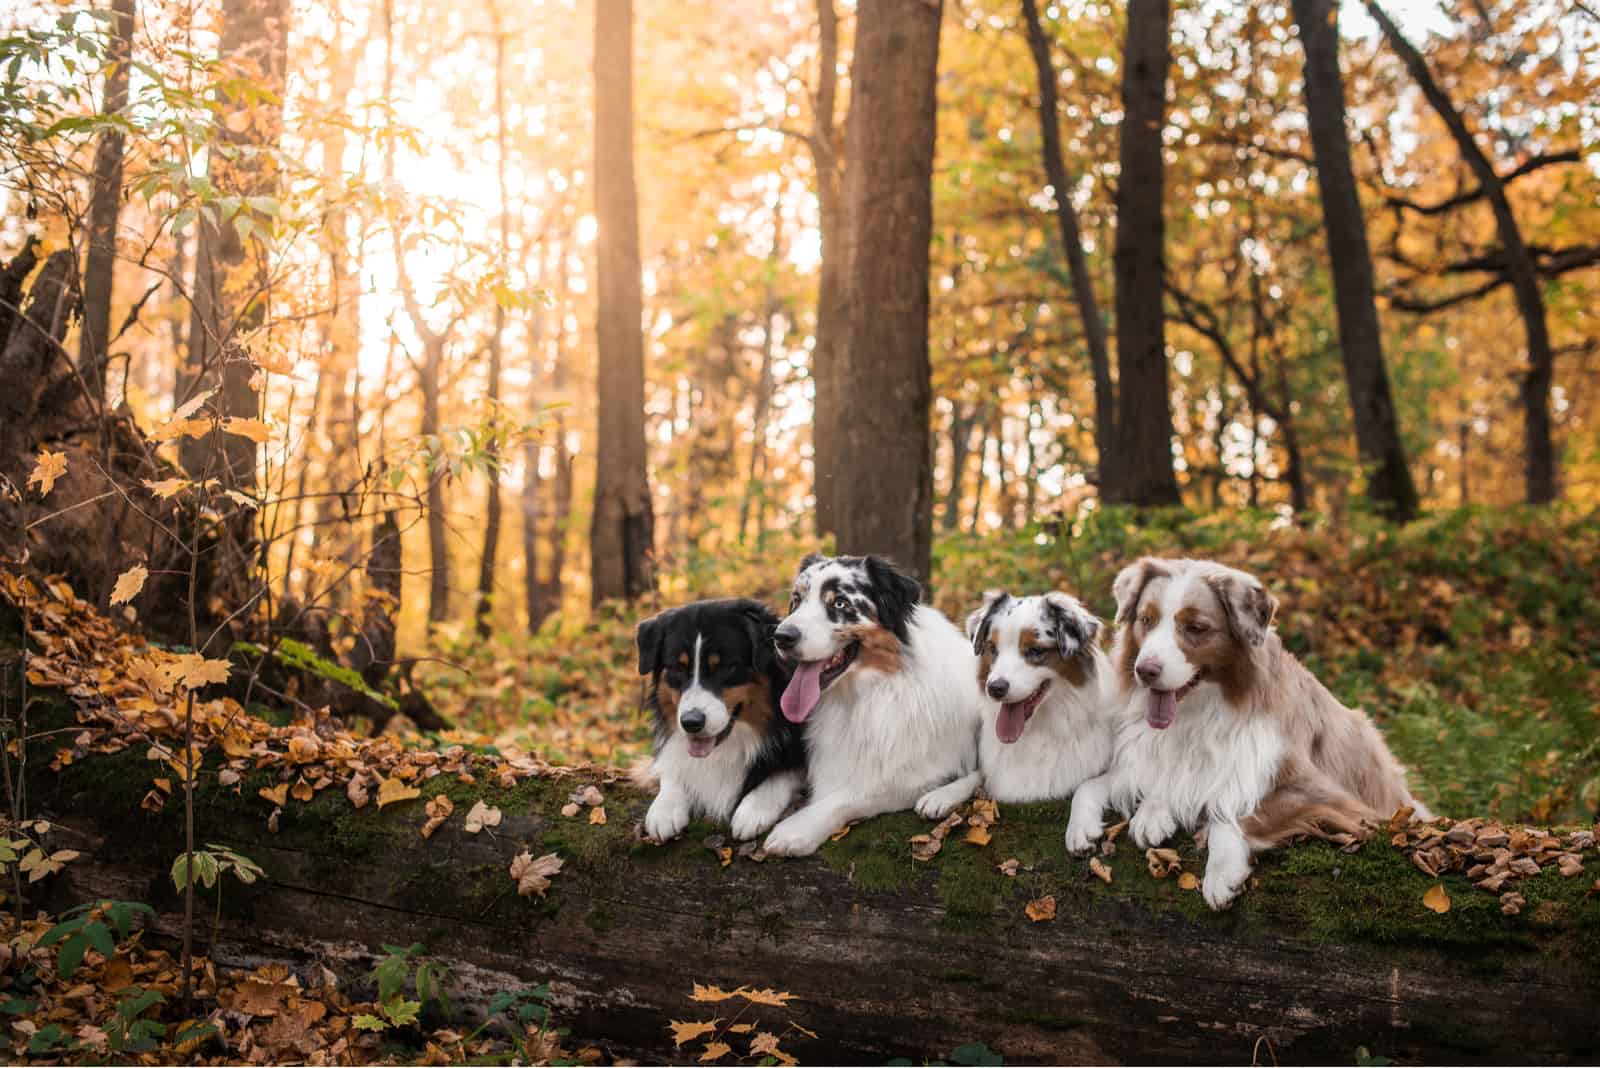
top-left (1423, 883), bottom-right (1451, 913)
top-left (421, 794), bottom-right (454, 838)
top-left (27, 450), bottom-right (67, 497)
top-left (510, 851), bottom-right (563, 897)
top-left (376, 777), bottom-right (421, 809)
top-left (739, 987), bottom-right (795, 1007)
top-left (669, 1019), bottom-right (720, 1047)
top-left (689, 983), bottom-right (740, 1003)
top-left (109, 565), bottom-right (149, 607)
top-left (259, 784), bottom-right (288, 806)
top-left (149, 417), bottom-right (214, 442)
top-left (222, 417), bottom-right (273, 443)
top-left (589, 805), bottom-right (607, 826)
top-left (964, 825), bottom-right (992, 847)
top-left (1025, 895), bottom-right (1056, 922)
top-left (171, 388), bottom-right (215, 422)
top-left (699, 1040), bottom-right (732, 1063)
top-left (142, 478), bottom-right (190, 499)
top-left (171, 652), bottom-right (230, 690)
top-left (751, 1032), bottom-right (796, 1065)
top-left (464, 800), bottom-right (502, 834)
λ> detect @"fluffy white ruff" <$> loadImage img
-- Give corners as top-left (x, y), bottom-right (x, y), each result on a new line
top-left (979, 646), bottom-right (1116, 803)
top-left (762, 604), bottom-right (983, 856)
top-left (644, 727), bottom-right (800, 842)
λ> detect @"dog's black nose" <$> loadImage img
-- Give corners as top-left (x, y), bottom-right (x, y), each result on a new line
top-left (680, 709), bottom-right (707, 734)
top-left (773, 624), bottom-right (800, 651)
top-left (986, 677), bottom-right (1010, 700)
top-left (1135, 658), bottom-right (1162, 685)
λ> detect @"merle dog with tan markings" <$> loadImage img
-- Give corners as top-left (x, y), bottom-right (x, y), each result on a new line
top-left (1064, 557), bottom-right (1433, 909)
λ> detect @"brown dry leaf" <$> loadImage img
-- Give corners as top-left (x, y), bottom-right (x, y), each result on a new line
top-left (172, 652), bottom-right (230, 690)
top-left (1388, 805), bottom-right (1416, 832)
top-left (1025, 895), bottom-right (1056, 922)
top-left (1422, 883), bottom-right (1451, 914)
top-left (259, 783), bottom-right (288, 807)
top-left (1500, 891), bottom-right (1526, 916)
top-left (699, 1041), bottom-right (732, 1063)
top-left (142, 477), bottom-right (189, 499)
top-left (739, 987), bottom-right (796, 1007)
top-left (1089, 856), bottom-right (1113, 884)
top-left (561, 802), bottom-right (581, 818)
top-left (690, 983), bottom-right (740, 1003)
top-left (290, 780), bottom-right (314, 803)
top-left (464, 800), bottom-right (502, 834)
top-left (510, 851), bottom-right (563, 897)
top-left (574, 784), bottom-right (604, 807)
top-left (222, 417), bottom-right (273, 443)
top-left (109, 566), bottom-right (149, 606)
top-left (828, 823), bottom-right (853, 842)
top-left (1178, 872), bottom-right (1200, 891)
top-left (377, 777), bottom-right (421, 809)
top-left (669, 1019), bottom-right (720, 1048)
top-left (727, 1024), bottom-right (754, 1035)
top-left (221, 728), bottom-right (254, 758)
top-left (286, 736), bottom-right (319, 764)
top-left (347, 775), bottom-right (370, 809)
top-left (998, 857), bottom-right (1019, 877)
top-left (28, 450), bottom-right (67, 497)
top-left (1557, 854), bottom-right (1584, 877)
top-left (589, 805), bottom-right (607, 826)
top-left (909, 834), bottom-right (942, 862)
top-left (1105, 819), bottom-right (1129, 843)
top-left (964, 825), bottom-right (992, 847)
top-left (421, 794), bottom-right (454, 838)
top-left (1146, 847), bottom-right (1182, 879)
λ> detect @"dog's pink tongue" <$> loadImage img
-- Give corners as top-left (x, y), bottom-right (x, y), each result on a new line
top-left (781, 661), bottom-right (825, 723)
top-left (996, 703), bottom-right (1028, 744)
top-left (686, 735), bottom-right (716, 758)
top-left (1147, 689), bottom-right (1178, 730)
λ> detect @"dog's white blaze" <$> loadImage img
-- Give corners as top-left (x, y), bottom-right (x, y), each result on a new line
top-left (678, 633), bottom-right (732, 737)
top-left (1135, 571), bottom-right (1205, 692)
top-left (779, 562), bottom-right (856, 662)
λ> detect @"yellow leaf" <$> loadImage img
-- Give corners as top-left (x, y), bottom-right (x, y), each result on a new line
top-left (739, 987), bottom-right (795, 1007)
top-left (750, 1032), bottom-right (782, 1057)
top-left (668, 1019), bottom-right (719, 1048)
top-left (963, 825), bottom-right (991, 847)
top-left (28, 450), bottom-right (67, 497)
top-left (464, 800), bottom-right (502, 834)
top-left (172, 653), bottom-right (230, 690)
top-left (377, 777), bottom-right (422, 809)
top-left (109, 566), bottom-right (149, 606)
top-left (1423, 883), bottom-right (1451, 914)
top-left (142, 478), bottom-right (189, 499)
top-left (588, 805), bottom-right (607, 826)
top-left (1025, 895), bottom-right (1056, 922)
top-left (286, 736), bottom-right (319, 764)
top-left (699, 1040), bottom-right (732, 1063)
top-left (509, 851), bottom-right (564, 897)
top-left (259, 784), bottom-right (288, 806)
top-left (290, 780), bottom-right (314, 803)
top-left (221, 728), bottom-right (254, 758)
top-left (171, 388), bottom-right (214, 422)
top-left (727, 1024), bottom-right (754, 1034)
top-left (149, 417), bottom-right (213, 442)
top-left (1089, 856), bottom-right (1113, 884)
top-left (1178, 872), bottom-right (1200, 891)
top-left (689, 983), bottom-right (739, 1003)
top-left (221, 417), bottom-right (272, 443)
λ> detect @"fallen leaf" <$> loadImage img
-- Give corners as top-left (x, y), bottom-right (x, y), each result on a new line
top-left (109, 566), bottom-right (149, 606)
top-left (1089, 856), bottom-right (1113, 884)
top-left (574, 784), bottom-right (604, 807)
top-left (376, 777), bottom-right (421, 809)
top-left (464, 800), bottom-right (502, 834)
top-left (1423, 883), bottom-right (1451, 914)
top-left (561, 802), bottom-right (581, 818)
top-left (589, 805), bottom-right (607, 826)
top-left (28, 450), bottom-right (67, 497)
top-left (172, 652), bottom-right (230, 690)
top-left (1178, 872), bottom-right (1200, 891)
top-left (347, 775), bottom-right (370, 808)
top-left (1025, 895), bottom-right (1056, 922)
top-left (690, 984), bottom-right (740, 1003)
top-left (699, 1040), bottom-right (732, 1063)
top-left (998, 857), bottom-right (1019, 877)
top-left (290, 780), bottom-right (314, 803)
top-left (510, 851), bottom-right (563, 897)
top-left (1105, 819), bottom-right (1129, 843)
top-left (421, 794), bottom-right (453, 838)
top-left (259, 784), bottom-right (288, 807)
top-left (669, 1019), bottom-right (719, 1048)
top-left (828, 823), bottom-right (852, 842)
top-left (964, 825), bottom-right (992, 847)
top-left (1146, 847), bottom-right (1182, 879)
top-left (738, 987), bottom-right (796, 1007)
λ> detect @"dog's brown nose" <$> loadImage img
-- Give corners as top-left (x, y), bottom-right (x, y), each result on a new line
top-left (1135, 659), bottom-right (1162, 685)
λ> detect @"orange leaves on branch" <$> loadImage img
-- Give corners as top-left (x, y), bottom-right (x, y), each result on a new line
top-left (141, 477), bottom-right (189, 499)
top-left (109, 566), bottom-right (148, 606)
top-left (222, 417), bottom-right (273, 444)
top-left (27, 450), bottom-right (67, 497)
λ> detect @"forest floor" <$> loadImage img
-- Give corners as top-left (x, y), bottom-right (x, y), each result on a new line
top-left (3, 506), bottom-right (1598, 1064)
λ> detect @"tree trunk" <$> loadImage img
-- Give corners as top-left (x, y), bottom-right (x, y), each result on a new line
top-left (421, 339), bottom-right (451, 624)
top-left (77, 0), bottom-right (136, 404)
top-left (590, 0), bottom-right (654, 606)
top-left (834, 0), bottom-right (943, 582)
top-left (1290, 0), bottom-right (1418, 522)
top-left (942, 404), bottom-right (976, 532)
top-left (1109, 0), bottom-right (1181, 508)
top-left (177, 0), bottom-right (290, 493)
top-left (33, 734), bottom-right (1600, 1066)
top-left (1361, 0), bottom-right (1556, 505)
top-left (476, 22), bottom-right (512, 638)
top-left (1019, 0), bottom-right (1114, 470)
top-left (809, 0), bottom-right (847, 542)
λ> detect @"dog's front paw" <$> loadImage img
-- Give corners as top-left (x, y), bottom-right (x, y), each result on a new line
top-left (762, 817), bottom-right (826, 857)
top-left (915, 781), bottom-right (970, 820)
top-left (644, 796), bottom-right (690, 842)
top-left (1064, 818), bottom-right (1102, 856)
top-left (1130, 804), bottom-right (1177, 849)
top-left (730, 794), bottom-right (786, 841)
top-left (1201, 853), bottom-right (1251, 910)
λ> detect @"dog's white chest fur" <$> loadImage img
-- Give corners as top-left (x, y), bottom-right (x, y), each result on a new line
top-left (651, 726), bottom-right (762, 824)
top-left (1107, 686), bottom-right (1285, 828)
top-left (979, 654), bottom-right (1114, 803)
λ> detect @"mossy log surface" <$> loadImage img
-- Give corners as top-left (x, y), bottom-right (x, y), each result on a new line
top-left (33, 737), bottom-right (1600, 1066)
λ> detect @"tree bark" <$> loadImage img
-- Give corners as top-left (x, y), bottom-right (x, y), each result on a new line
top-left (1019, 0), bottom-right (1114, 471)
top-left (421, 337), bottom-right (451, 623)
top-left (1290, 0), bottom-right (1419, 521)
top-left (1109, 0), bottom-right (1182, 507)
top-left (476, 20), bottom-right (512, 638)
top-left (77, 0), bottom-right (137, 404)
top-left (834, 0), bottom-right (943, 583)
top-left (1362, 0), bottom-right (1557, 505)
top-left (590, 0), bottom-right (654, 606)
top-left (941, 404), bottom-right (976, 533)
top-left (34, 740), bottom-right (1600, 1066)
top-left (809, 0), bottom-right (847, 542)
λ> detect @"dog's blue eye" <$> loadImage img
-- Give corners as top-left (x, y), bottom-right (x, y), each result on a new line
top-left (1024, 648), bottom-right (1047, 663)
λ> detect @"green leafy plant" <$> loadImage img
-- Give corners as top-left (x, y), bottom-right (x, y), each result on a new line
top-left (170, 843), bottom-right (265, 947)
top-left (106, 986), bottom-right (167, 1054)
top-left (352, 942), bottom-right (451, 1032)
top-left (34, 900), bottom-right (154, 980)
top-left (467, 984), bottom-right (573, 1064)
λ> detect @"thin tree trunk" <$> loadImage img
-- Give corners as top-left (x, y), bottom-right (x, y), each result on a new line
top-left (590, 0), bottom-right (654, 605)
top-left (1109, 0), bottom-right (1181, 507)
top-left (967, 418), bottom-right (990, 536)
top-left (810, 0), bottom-right (846, 541)
top-left (942, 404), bottom-right (976, 532)
top-left (1023, 398), bottom-right (1039, 523)
top-left (1019, 0), bottom-right (1114, 469)
top-left (422, 339), bottom-right (450, 623)
top-left (476, 19), bottom-right (511, 637)
top-left (78, 0), bottom-right (136, 404)
top-left (1291, 0), bottom-right (1418, 521)
top-left (835, 0), bottom-right (943, 582)
top-left (1362, 0), bottom-right (1555, 504)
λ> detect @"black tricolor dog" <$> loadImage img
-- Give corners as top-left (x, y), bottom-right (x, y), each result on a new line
top-left (635, 598), bottom-right (806, 841)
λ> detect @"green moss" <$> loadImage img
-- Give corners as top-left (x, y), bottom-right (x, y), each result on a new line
top-left (583, 902), bottom-right (616, 933)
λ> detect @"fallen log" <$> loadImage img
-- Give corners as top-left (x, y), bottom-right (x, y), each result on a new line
top-left (29, 722), bottom-right (1600, 1066)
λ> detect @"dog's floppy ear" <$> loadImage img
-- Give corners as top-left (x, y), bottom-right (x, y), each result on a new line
top-left (864, 555), bottom-right (922, 643)
top-left (1112, 557), bottom-right (1167, 625)
top-left (733, 599), bottom-right (779, 674)
top-left (965, 590), bottom-right (1010, 655)
top-left (635, 608), bottom-right (674, 676)
top-left (1205, 568), bottom-right (1277, 647)
top-left (1042, 591), bottom-right (1100, 658)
